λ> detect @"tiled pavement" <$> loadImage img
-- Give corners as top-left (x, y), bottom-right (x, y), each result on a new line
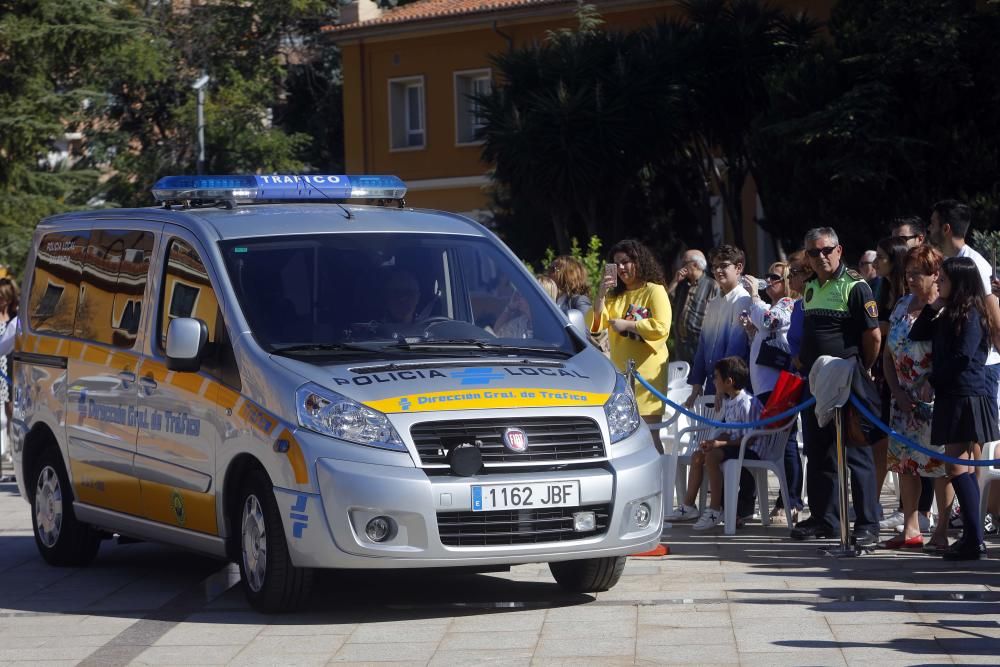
top-left (0, 475), bottom-right (996, 665)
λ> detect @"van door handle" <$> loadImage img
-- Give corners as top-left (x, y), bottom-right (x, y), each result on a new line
top-left (118, 371), bottom-right (136, 387)
top-left (139, 376), bottom-right (158, 391)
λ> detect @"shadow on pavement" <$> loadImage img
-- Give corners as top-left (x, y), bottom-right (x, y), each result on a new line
top-left (0, 532), bottom-right (591, 624)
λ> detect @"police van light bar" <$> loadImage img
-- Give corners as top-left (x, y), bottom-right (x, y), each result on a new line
top-left (151, 174), bottom-right (407, 204)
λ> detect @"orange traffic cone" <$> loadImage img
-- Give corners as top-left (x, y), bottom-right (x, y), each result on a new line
top-left (630, 543), bottom-right (669, 557)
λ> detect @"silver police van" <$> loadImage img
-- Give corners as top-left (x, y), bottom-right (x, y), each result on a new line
top-left (11, 175), bottom-right (662, 611)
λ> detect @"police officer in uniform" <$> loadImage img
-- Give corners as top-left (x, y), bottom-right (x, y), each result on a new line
top-left (791, 227), bottom-right (882, 544)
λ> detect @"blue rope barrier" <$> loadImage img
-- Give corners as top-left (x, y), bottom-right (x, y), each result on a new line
top-left (849, 394), bottom-right (1000, 468)
top-left (635, 369), bottom-right (1000, 466)
top-left (634, 371), bottom-right (816, 430)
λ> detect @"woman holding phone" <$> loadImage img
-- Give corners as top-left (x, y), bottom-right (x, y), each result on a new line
top-left (587, 239), bottom-right (671, 448)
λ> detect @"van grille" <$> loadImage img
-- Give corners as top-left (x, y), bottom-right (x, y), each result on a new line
top-left (437, 504), bottom-right (611, 546)
top-left (410, 417), bottom-right (605, 467)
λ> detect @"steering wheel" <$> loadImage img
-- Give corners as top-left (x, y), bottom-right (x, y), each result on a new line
top-left (419, 316), bottom-right (452, 327)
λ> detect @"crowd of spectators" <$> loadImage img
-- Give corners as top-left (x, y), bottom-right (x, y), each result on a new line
top-left (541, 199), bottom-right (999, 560)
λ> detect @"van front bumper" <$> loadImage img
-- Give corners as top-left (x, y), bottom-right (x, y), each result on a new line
top-left (274, 429), bottom-right (662, 569)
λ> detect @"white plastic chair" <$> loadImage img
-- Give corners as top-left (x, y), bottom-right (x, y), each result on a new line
top-left (667, 361), bottom-right (691, 389)
top-left (661, 395), bottom-right (718, 508)
top-left (721, 418), bottom-right (796, 535)
top-left (653, 385), bottom-right (693, 508)
top-left (978, 441), bottom-right (1000, 522)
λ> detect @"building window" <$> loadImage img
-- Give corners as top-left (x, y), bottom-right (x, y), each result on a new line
top-left (455, 70), bottom-right (491, 145)
top-left (169, 282), bottom-right (200, 319)
top-left (389, 76), bottom-right (425, 150)
top-left (34, 284), bottom-right (65, 319)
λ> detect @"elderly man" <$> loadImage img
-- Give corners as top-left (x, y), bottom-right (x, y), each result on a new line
top-left (858, 250), bottom-right (877, 281)
top-left (669, 249), bottom-right (719, 364)
top-left (791, 227), bottom-right (882, 545)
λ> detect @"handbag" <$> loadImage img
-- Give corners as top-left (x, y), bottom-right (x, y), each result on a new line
top-left (759, 371), bottom-right (805, 428)
top-left (756, 332), bottom-right (791, 370)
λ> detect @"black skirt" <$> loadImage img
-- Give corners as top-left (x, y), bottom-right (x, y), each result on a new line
top-left (931, 395), bottom-right (1000, 446)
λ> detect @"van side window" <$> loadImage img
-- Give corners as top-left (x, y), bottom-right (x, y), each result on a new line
top-left (160, 239), bottom-right (240, 389)
top-left (73, 230), bottom-right (154, 347)
top-left (28, 231), bottom-right (89, 336)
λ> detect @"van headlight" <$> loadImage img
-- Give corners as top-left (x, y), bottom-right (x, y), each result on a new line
top-left (604, 373), bottom-right (640, 443)
top-left (296, 383), bottom-right (406, 452)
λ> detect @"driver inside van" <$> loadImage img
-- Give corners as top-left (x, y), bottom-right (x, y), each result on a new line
top-left (382, 269), bottom-right (421, 325)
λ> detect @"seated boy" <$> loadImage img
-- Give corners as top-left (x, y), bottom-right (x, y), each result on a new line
top-left (667, 356), bottom-right (762, 530)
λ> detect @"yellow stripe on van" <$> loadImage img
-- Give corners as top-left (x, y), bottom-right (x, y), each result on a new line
top-left (139, 480), bottom-right (218, 535)
top-left (277, 428), bottom-right (309, 484)
top-left (365, 388), bottom-right (610, 414)
top-left (70, 460), bottom-right (141, 514)
top-left (214, 385), bottom-right (241, 411)
top-left (37, 336), bottom-right (61, 356)
top-left (83, 345), bottom-right (110, 365)
top-left (170, 371), bottom-right (206, 395)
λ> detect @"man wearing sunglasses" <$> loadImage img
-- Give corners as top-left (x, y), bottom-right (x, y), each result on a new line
top-left (890, 216), bottom-right (926, 249)
top-left (792, 227), bottom-right (882, 545)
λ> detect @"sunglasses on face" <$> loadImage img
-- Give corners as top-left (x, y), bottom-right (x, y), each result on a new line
top-left (788, 267), bottom-right (808, 276)
top-left (765, 273), bottom-right (783, 283)
top-left (806, 246), bottom-right (838, 258)
top-left (892, 234), bottom-right (920, 243)
top-left (711, 262), bottom-right (734, 272)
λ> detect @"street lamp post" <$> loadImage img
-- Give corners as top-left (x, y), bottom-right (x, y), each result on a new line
top-left (192, 73), bottom-right (210, 174)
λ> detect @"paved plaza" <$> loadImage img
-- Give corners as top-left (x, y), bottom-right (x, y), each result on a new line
top-left (0, 472), bottom-right (996, 666)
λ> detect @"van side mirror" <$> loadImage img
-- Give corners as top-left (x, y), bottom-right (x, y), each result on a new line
top-left (566, 308), bottom-right (588, 338)
top-left (166, 317), bottom-right (208, 372)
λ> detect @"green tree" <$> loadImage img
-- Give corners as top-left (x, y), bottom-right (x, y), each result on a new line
top-left (753, 0), bottom-right (1000, 251)
top-left (0, 0), bottom-right (159, 271)
top-left (479, 3), bottom-right (696, 261)
top-left (680, 0), bottom-right (818, 250)
top-left (1, 0), bottom-right (343, 274)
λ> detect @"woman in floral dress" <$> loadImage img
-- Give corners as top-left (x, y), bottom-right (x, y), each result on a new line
top-left (883, 245), bottom-right (949, 550)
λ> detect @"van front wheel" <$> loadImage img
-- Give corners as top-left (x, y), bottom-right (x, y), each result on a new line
top-left (236, 467), bottom-right (313, 612)
top-left (549, 556), bottom-right (626, 593)
top-left (31, 447), bottom-right (101, 566)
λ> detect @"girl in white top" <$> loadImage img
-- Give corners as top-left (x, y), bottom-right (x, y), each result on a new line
top-left (0, 277), bottom-right (20, 462)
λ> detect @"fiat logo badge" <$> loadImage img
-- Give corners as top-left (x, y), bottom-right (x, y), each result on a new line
top-left (502, 428), bottom-right (529, 453)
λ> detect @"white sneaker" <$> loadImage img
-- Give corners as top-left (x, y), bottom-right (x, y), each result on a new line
top-left (879, 510), bottom-right (904, 529)
top-left (693, 508), bottom-right (721, 531)
top-left (666, 504), bottom-right (700, 522)
top-left (894, 513), bottom-right (932, 533)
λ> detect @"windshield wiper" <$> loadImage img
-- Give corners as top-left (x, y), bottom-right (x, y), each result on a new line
top-left (269, 342), bottom-right (383, 355)
top-left (390, 339), bottom-right (573, 357)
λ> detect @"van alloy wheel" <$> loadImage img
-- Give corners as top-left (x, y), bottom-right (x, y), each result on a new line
top-left (241, 494), bottom-right (268, 593)
top-left (35, 465), bottom-right (63, 548)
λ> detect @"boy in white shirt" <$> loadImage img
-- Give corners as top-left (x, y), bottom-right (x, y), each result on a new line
top-left (668, 356), bottom-right (762, 529)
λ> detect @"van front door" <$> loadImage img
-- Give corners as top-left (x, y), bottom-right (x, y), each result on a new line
top-left (135, 234), bottom-right (231, 535)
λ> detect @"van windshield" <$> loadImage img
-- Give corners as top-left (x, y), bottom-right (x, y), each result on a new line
top-left (220, 234), bottom-right (577, 358)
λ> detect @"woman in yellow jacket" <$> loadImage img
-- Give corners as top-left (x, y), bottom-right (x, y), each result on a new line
top-left (586, 239), bottom-right (671, 449)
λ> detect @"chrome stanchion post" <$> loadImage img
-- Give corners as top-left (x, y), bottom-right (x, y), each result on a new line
top-left (626, 358), bottom-right (637, 395)
top-left (824, 406), bottom-right (860, 557)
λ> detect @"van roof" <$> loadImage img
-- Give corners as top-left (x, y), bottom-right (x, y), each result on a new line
top-left (39, 204), bottom-right (488, 241)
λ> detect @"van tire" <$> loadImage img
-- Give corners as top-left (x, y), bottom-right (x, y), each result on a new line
top-left (549, 556), bottom-right (626, 593)
top-left (235, 467), bottom-right (314, 613)
top-left (30, 446), bottom-right (101, 566)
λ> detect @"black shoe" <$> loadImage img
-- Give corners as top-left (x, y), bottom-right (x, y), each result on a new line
top-left (791, 521), bottom-right (836, 541)
top-left (852, 531), bottom-right (878, 547)
top-left (942, 540), bottom-right (988, 561)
